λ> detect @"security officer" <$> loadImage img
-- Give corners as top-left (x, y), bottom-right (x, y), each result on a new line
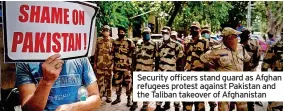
top-left (239, 28), bottom-right (262, 111)
top-left (262, 33), bottom-right (283, 111)
top-left (130, 27), bottom-right (157, 111)
top-left (171, 31), bottom-right (184, 45)
top-left (240, 28), bottom-right (261, 71)
top-left (155, 26), bottom-right (184, 111)
top-left (170, 30), bottom-right (184, 111)
top-left (200, 27), bottom-right (251, 111)
top-left (93, 25), bottom-right (114, 103)
top-left (183, 22), bottom-right (209, 111)
top-left (201, 25), bottom-right (221, 49)
top-left (112, 26), bottom-right (135, 107)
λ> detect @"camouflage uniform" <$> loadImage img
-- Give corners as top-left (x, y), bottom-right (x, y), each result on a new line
top-left (183, 37), bottom-right (209, 111)
top-left (94, 37), bottom-right (114, 99)
top-left (262, 39), bottom-right (283, 111)
top-left (156, 39), bottom-right (184, 106)
top-left (184, 37), bottom-right (209, 71)
top-left (262, 39), bottom-right (283, 71)
top-left (200, 27), bottom-right (251, 111)
top-left (240, 29), bottom-right (262, 111)
top-left (113, 37), bottom-right (135, 97)
top-left (157, 39), bottom-right (184, 71)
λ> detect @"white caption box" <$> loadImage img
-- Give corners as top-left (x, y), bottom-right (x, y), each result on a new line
top-left (133, 72), bottom-right (284, 102)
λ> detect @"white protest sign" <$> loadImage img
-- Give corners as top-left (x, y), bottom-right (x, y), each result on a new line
top-left (3, 1), bottom-right (99, 62)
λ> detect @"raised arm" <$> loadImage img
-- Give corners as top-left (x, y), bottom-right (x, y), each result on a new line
top-left (18, 54), bottom-right (64, 111)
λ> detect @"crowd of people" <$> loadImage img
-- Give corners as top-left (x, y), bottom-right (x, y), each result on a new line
top-left (14, 21), bottom-right (282, 111)
top-left (92, 21), bottom-right (283, 111)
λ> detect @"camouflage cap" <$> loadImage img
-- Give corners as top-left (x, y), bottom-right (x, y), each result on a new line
top-left (190, 21), bottom-right (201, 29)
top-left (201, 25), bottom-right (210, 33)
top-left (171, 31), bottom-right (178, 36)
top-left (143, 27), bottom-right (151, 33)
top-left (102, 25), bottom-right (110, 30)
top-left (222, 27), bottom-right (242, 37)
top-left (161, 29), bottom-right (169, 33)
top-left (162, 26), bottom-right (171, 32)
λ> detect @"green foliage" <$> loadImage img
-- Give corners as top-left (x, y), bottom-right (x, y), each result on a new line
top-left (95, 1), bottom-right (149, 32)
top-left (172, 1), bottom-right (232, 32)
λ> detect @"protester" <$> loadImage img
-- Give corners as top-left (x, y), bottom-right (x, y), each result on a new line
top-left (15, 54), bottom-right (101, 111)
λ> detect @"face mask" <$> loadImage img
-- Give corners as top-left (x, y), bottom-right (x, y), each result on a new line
top-left (163, 34), bottom-right (170, 41)
top-left (191, 31), bottom-right (199, 37)
top-left (202, 33), bottom-right (210, 39)
top-left (224, 35), bottom-right (238, 51)
top-left (143, 34), bottom-right (150, 41)
top-left (118, 34), bottom-right (125, 39)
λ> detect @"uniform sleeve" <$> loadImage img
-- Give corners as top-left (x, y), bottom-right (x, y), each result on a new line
top-left (243, 48), bottom-right (251, 63)
top-left (205, 40), bottom-right (210, 52)
top-left (82, 57), bottom-right (97, 87)
top-left (261, 46), bottom-right (275, 71)
top-left (176, 43), bottom-right (184, 59)
top-left (15, 63), bottom-right (35, 87)
top-left (93, 38), bottom-right (99, 67)
top-left (200, 50), bottom-right (219, 65)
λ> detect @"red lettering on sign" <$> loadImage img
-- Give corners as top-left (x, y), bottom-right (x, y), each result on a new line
top-left (41, 6), bottom-right (51, 23)
top-left (79, 10), bottom-right (84, 25)
top-left (12, 32), bottom-right (23, 52)
top-left (53, 33), bottom-right (61, 53)
top-left (61, 33), bottom-right (68, 52)
top-left (11, 32), bottom-right (87, 53)
top-left (68, 33), bottom-right (74, 51)
top-left (64, 9), bottom-right (69, 24)
top-left (84, 33), bottom-right (86, 50)
top-left (22, 32), bottom-right (33, 52)
top-left (75, 33), bottom-right (81, 50)
top-left (30, 5), bottom-right (41, 23)
top-left (18, 5), bottom-right (70, 24)
top-left (19, 5), bottom-right (29, 22)
top-left (51, 7), bottom-right (63, 24)
top-left (34, 32), bottom-right (45, 52)
top-left (72, 10), bottom-right (85, 25)
top-left (46, 33), bottom-right (51, 52)
top-left (72, 10), bottom-right (78, 25)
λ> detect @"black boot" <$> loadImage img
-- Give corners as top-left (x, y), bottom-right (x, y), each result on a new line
top-left (163, 102), bottom-right (171, 110)
top-left (155, 105), bottom-right (163, 111)
top-left (141, 104), bottom-right (148, 111)
top-left (127, 96), bottom-right (132, 107)
top-left (106, 97), bottom-right (112, 103)
top-left (130, 102), bottom-right (138, 111)
top-left (255, 102), bottom-right (263, 106)
top-left (174, 102), bottom-right (180, 111)
top-left (111, 95), bottom-right (121, 105)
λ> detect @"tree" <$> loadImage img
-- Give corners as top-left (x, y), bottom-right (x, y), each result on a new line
top-left (170, 1), bottom-right (232, 34)
top-left (221, 1), bottom-right (249, 29)
top-left (264, 1), bottom-right (283, 36)
top-left (95, 1), bottom-right (148, 33)
top-left (252, 1), bottom-right (283, 36)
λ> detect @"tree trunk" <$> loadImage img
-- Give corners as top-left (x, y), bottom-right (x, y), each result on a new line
top-left (265, 1), bottom-right (283, 36)
top-left (167, 1), bottom-right (183, 27)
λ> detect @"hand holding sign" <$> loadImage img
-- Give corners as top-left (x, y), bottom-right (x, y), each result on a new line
top-left (41, 54), bottom-right (64, 85)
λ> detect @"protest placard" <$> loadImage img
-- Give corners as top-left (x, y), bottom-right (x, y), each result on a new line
top-left (2, 1), bottom-right (99, 62)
